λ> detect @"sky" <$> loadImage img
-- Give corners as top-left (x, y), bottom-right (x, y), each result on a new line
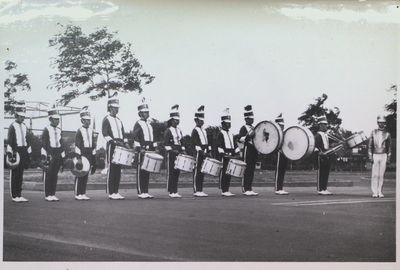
top-left (1, 0), bottom-right (399, 148)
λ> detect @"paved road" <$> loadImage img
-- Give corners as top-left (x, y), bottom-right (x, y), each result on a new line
top-left (3, 185), bottom-right (396, 262)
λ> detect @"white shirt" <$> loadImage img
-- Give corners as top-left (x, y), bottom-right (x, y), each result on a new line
top-left (138, 120), bottom-right (154, 141)
top-left (195, 127), bottom-right (208, 145)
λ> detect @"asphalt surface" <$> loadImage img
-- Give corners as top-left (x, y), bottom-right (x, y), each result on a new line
top-left (3, 184), bottom-right (396, 262)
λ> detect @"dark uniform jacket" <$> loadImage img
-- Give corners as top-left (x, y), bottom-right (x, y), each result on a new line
top-left (314, 131), bottom-right (330, 152)
top-left (7, 121), bottom-right (32, 167)
top-left (191, 126), bottom-right (211, 153)
top-left (102, 114), bottom-right (128, 145)
top-left (41, 125), bottom-right (66, 158)
top-left (75, 126), bottom-right (96, 160)
top-left (216, 128), bottom-right (240, 160)
top-left (164, 126), bottom-right (185, 152)
top-left (7, 121), bottom-right (32, 154)
top-left (132, 119), bottom-right (157, 151)
top-left (238, 124), bottom-right (254, 146)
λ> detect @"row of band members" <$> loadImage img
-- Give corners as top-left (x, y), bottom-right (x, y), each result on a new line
top-left (7, 97), bottom-right (391, 202)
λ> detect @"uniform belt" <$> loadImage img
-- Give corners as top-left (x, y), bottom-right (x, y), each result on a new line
top-left (15, 146), bottom-right (29, 150)
top-left (373, 148), bottom-right (389, 154)
top-left (48, 148), bottom-right (63, 153)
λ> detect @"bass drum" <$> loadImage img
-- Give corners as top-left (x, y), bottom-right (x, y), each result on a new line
top-left (281, 126), bottom-right (315, 161)
top-left (252, 120), bottom-right (283, 154)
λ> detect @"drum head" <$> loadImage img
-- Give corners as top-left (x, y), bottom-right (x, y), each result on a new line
top-left (146, 152), bottom-right (163, 160)
top-left (282, 126), bottom-right (313, 160)
top-left (252, 121), bottom-right (283, 154)
top-left (360, 131), bottom-right (368, 140)
top-left (179, 154), bottom-right (195, 161)
top-left (229, 159), bottom-right (246, 166)
top-left (205, 157), bottom-right (222, 165)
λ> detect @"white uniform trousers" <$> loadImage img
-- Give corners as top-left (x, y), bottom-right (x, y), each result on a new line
top-left (371, 153), bottom-right (387, 196)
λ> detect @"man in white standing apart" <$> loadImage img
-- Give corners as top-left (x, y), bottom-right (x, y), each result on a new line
top-left (368, 115), bottom-right (392, 198)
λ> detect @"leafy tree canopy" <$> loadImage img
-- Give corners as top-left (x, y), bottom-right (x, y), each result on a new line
top-left (49, 24), bottom-right (155, 105)
top-left (298, 93), bottom-right (342, 133)
top-left (4, 60), bottom-right (31, 115)
top-left (385, 84), bottom-right (397, 138)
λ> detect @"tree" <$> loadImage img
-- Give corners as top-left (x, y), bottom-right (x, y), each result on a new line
top-left (4, 60), bottom-right (31, 115)
top-left (48, 24), bottom-right (155, 105)
top-left (27, 132), bottom-right (41, 168)
top-left (298, 93), bottom-right (342, 133)
top-left (206, 126), bottom-right (220, 158)
top-left (385, 84), bottom-right (397, 138)
top-left (151, 119), bottom-right (168, 142)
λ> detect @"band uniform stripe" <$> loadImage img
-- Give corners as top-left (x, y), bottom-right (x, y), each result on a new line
top-left (137, 153), bottom-right (141, 194)
top-left (9, 168), bottom-right (12, 198)
top-left (275, 151), bottom-right (280, 191)
top-left (166, 152), bottom-right (170, 191)
top-left (106, 145), bottom-right (111, 194)
top-left (42, 169), bottom-right (46, 196)
top-left (193, 151), bottom-right (199, 193)
top-left (74, 176), bottom-right (78, 196)
top-left (242, 145), bottom-right (248, 193)
top-left (317, 155), bottom-right (320, 191)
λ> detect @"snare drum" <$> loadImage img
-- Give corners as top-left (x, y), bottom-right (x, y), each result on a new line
top-left (112, 146), bottom-right (135, 166)
top-left (253, 120), bottom-right (283, 154)
top-left (201, 158), bottom-right (223, 176)
top-left (281, 126), bottom-right (315, 160)
top-left (141, 152), bottom-right (164, 173)
top-left (174, 154), bottom-right (196, 172)
top-left (226, 159), bottom-right (247, 178)
top-left (346, 132), bottom-right (368, 148)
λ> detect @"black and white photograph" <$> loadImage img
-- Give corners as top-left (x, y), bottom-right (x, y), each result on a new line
top-left (1, 0), bottom-right (398, 267)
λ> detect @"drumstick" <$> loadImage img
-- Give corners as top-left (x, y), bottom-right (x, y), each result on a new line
top-left (327, 133), bottom-right (343, 143)
top-left (327, 131), bottom-right (345, 143)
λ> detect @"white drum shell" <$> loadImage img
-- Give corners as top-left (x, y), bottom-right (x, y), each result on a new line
top-left (201, 158), bottom-right (222, 176)
top-left (6, 152), bottom-right (20, 169)
top-left (252, 121), bottom-right (283, 154)
top-left (226, 159), bottom-right (247, 178)
top-left (141, 152), bottom-right (163, 173)
top-left (282, 126), bottom-right (315, 161)
top-left (347, 132), bottom-right (368, 148)
top-left (72, 156), bottom-right (90, 177)
top-left (112, 146), bottom-right (135, 166)
top-left (174, 154), bottom-right (196, 172)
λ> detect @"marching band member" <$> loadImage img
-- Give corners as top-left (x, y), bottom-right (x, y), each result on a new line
top-left (7, 101), bottom-right (31, 202)
top-left (191, 105), bottom-right (210, 197)
top-left (74, 106), bottom-right (97, 200)
top-left (217, 108), bottom-right (240, 197)
top-left (314, 115), bottom-right (333, 195)
top-left (368, 115), bottom-right (392, 198)
top-left (132, 99), bottom-right (157, 199)
top-left (102, 94), bottom-right (129, 200)
top-left (238, 105), bottom-right (258, 196)
top-left (274, 113), bottom-right (289, 195)
top-left (164, 105), bottom-right (185, 198)
top-left (41, 106), bottom-right (66, 201)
